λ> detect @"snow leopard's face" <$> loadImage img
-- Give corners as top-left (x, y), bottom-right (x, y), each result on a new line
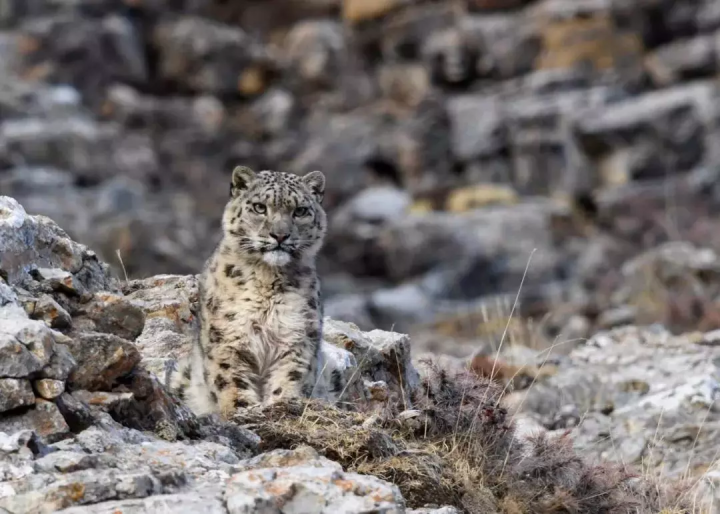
top-left (222, 167), bottom-right (327, 267)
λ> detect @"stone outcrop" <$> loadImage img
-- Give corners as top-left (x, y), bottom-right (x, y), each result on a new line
top-left (1, 196), bottom-right (718, 512)
top-left (0, 197), bottom-right (454, 513)
top-left (515, 324), bottom-right (720, 480)
top-left (3, 196), bottom-right (713, 511)
top-left (1, 435), bottom-right (410, 514)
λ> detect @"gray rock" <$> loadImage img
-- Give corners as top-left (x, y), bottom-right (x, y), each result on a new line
top-left (327, 196), bottom-right (563, 294)
top-left (0, 196), bottom-right (116, 292)
top-left (421, 26), bottom-right (476, 87)
top-left (0, 421), bottom-right (256, 513)
top-left (99, 368), bottom-right (200, 439)
top-left (34, 451), bottom-right (101, 474)
top-left (140, 358), bottom-right (178, 388)
top-left (39, 343), bottom-right (77, 381)
top-left (609, 242), bottom-right (720, 331)
top-left (323, 318), bottom-right (420, 409)
top-left (459, 13), bottom-right (539, 80)
top-left (0, 399), bottom-right (69, 444)
top-left (233, 446), bottom-right (329, 472)
top-left (596, 305), bottom-right (637, 329)
top-left (333, 186), bottom-right (412, 225)
top-left (0, 378), bottom-right (35, 412)
top-left (225, 447), bottom-right (406, 514)
top-left (376, 200), bottom-right (563, 289)
top-left (0, 168), bottom-right (83, 243)
top-left (519, 325), bottom-right (720, 478)
top-left (0, 280), bottom-right (18, 308)
top-left (123, 274), bottom-right (199, 363)
top-left (0, 115), bottom-right (143, 183)
top-left (55, 392), bottom-right (96, 433)
top-left (613, 0), bottom-right (720, 42)
top-left (699, 329), bottom-right (720, 347)
top-left (0, 333), bottom-right (45, 378)
top-left (369, 282), bottom-right (433, 332)
top-left (382, 95), bottom-right (454, 194)
top-left (104, 84), bottom-right (220, 134)
top-left (65, 332), bottom-right (141, 391)
top-left (249, 88), bottom-right (296, 137)
top-left (0, 458), bottom-right (35, 484)
top-left (24, 294), bottom-right (73, 329)
top-left (505, 86), bottom-right (621, 195)
top-left (73, 293), bottom-right (146, 341)
top-left (32, 268), bottom-right (82, 296)
top-left (0, 80), bottom-right (82, 118)
top-left (10, 319), bottom-right (56, 367)
top-left (0, 468), bottom-right (166, 514)
top-left (0, 314), bottom-right (58, 378)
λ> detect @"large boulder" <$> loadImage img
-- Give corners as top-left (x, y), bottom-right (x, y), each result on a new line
top-left (0, 197), bottom-right (202, 442)
top-left (0, 196), bottom-right (116, 292)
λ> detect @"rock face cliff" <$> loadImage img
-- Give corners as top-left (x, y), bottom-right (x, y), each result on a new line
top-left (1, 196), bottom-right (719, 513)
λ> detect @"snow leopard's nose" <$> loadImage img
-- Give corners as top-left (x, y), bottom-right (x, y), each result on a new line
top-left (270, 232), bottom-right (289, 244)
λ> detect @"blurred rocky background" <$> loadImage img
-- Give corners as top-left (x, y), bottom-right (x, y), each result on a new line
top-left (8, 2), bottom-right (720, 508)
top-left (4, 0), bottom-right (720, 362)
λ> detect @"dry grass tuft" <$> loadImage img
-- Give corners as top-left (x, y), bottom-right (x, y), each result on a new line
top-left (233, 357), bottom-right (698, 513)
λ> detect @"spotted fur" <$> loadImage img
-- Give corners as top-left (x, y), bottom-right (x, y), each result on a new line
top-left (171, 166), bottom-right (327, 419)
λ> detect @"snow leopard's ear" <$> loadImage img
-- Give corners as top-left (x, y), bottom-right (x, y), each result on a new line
top-left (231, 166), bottom-right (256, 197)
top-left (302, 170), bottom-right (325, 203)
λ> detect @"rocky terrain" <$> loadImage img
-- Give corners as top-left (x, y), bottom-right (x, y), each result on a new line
top-left (1, 194), bottom-right (719, 511)
top-left (4, 0), bottom-right (720, 511)
top-left (0, 193), bottom-right (716, 512)
top-left (0, 195), bottom-right (430, 513)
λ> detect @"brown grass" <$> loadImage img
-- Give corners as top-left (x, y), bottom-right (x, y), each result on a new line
top-left (233, 357), bottom-right (697, 513)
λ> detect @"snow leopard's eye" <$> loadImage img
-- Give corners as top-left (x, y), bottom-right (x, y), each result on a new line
top-left (293, 206), bottom-right (310, 218)
top-left (252, 203), bottom-right (266, 215)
